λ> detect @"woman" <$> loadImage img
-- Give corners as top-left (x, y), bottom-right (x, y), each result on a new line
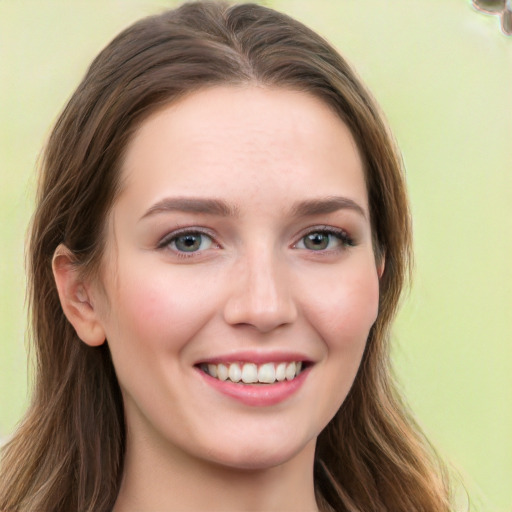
top-left (0, 2), bottom-right (452, 511)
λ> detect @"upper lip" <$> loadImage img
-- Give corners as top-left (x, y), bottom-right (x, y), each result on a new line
top-left (195, 350), bottom-right (314, 366)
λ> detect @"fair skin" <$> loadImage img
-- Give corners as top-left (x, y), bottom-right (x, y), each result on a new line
top-left (53, 86), bottom-right (382, 511)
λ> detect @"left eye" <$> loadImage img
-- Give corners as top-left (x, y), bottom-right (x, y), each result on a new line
top-left (168, 232), bottom-right (214, 253)
top-left (296, 231), bottom-right (349, 251)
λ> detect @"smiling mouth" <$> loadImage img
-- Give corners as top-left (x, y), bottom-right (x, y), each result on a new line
top-left (198, 361), bottom-right (306, 385)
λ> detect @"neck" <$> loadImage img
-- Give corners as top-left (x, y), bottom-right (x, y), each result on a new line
top-left (113, 427), bottom-right (319, 512)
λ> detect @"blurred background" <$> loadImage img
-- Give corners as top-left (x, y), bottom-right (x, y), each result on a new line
top-left (1, 1), bottom-right (510, 510)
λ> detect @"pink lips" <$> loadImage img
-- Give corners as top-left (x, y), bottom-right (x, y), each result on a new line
top-left (195, 353), bottom-right (312, 407)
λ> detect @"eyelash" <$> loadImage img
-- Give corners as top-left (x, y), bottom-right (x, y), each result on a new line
top-left (294, 226), bottom-right (355, 252)
top-left (157, 225), bottom-right (355, 257)
top-left (157, 228), bottom-right (218, 259)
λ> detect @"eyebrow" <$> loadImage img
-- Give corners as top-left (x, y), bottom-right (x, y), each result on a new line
top-left (291, 196), bottom-right (367, 219)
top-left (140, 197), bottom-right (239, 220)
top-left (139, 195), bottom-right (366, 221)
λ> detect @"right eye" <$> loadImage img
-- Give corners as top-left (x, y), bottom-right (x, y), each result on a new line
top-left (162, 231), bottom-right (214, 253)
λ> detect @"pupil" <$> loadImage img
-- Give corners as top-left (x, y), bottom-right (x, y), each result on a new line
top-left (305, 233), bottom-right (328, 250)
top-left (177, 234), bottom-right (201, 251)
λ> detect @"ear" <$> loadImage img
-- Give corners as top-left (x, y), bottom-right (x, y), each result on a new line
top-left (376, 253), bottom-right (386, 280)
top-left (52, 244), bottom-right (106, 346)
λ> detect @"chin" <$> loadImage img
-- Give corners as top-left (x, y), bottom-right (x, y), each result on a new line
top-left (199, 434), bottom-right (316, 472)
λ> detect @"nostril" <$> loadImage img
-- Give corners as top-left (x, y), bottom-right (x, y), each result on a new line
top-left (222, 257), bottom-right (298, 332)
top-left (223, 297), bottom-right (297, 332)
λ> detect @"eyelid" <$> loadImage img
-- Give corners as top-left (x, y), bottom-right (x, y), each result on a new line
top-left (157, 227), bottom-right (220, 251)
top-left (293, 225), bottom-right (355, 249)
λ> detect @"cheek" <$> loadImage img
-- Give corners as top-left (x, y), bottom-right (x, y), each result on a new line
top-left (102, 262), bottom-right (215, 353)
top-left (307, 264), bottom-right (380, 350)
top-left (298, 265), bottom-right (380, 434)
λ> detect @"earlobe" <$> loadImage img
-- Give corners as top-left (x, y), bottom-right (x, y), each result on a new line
top-left (377, 253), bottom-right (386, 280)
top-left (52, 244), bottom-right (106, 347)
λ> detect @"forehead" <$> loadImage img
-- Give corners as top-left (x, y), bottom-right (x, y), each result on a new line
top-left (118, 85), bottom-right (367, 214)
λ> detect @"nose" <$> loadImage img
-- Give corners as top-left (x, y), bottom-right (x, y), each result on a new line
top-left (222, 248), bottom-right (298, 333)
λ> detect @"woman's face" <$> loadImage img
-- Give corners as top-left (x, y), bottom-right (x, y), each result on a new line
top-left (93, 86), bottom-right (381, 470)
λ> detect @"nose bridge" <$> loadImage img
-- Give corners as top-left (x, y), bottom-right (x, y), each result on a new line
top-left (223, 241), bottom-right (297, 332)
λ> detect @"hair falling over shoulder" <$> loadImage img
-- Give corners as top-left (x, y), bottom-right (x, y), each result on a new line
top-left (0, 2), bottom-right (453, 511)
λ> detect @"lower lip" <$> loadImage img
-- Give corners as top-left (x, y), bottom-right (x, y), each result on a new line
top-left (197, 367), bottom-right (310, 407)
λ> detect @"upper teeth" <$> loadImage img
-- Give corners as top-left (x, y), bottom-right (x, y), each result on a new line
top-left (202, 361), bottom-right (303, 384)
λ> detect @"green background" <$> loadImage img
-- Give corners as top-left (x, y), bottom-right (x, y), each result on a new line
top-left (1, 1), bottom-right (510, 510)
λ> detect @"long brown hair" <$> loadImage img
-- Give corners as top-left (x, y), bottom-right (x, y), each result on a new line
top-left (0, 2), bottom-right (452, 510)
